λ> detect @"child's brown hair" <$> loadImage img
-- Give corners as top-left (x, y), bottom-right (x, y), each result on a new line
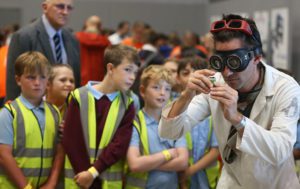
top-left (103, 45), bottom-right (140, 74)
top-left (15, 51), bottom-right (51, 77)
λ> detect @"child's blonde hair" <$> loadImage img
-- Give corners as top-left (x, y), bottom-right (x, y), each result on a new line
top-left (48, 64), bottom-right (74, 83)
top-left (140, 65), bottom-right (174, 88)
top-left (15, 51), bottom-right (51, 77)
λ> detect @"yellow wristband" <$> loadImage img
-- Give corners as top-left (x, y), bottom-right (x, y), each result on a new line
top-left (162, 150), bottom-right (172, 161)
top-left (88, 166), bottom-right (99, 179)
top-left (24, 183), bottom-right (32, 189)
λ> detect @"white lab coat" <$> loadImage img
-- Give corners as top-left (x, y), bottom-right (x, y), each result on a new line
top-left (159, 62), bottom-right (300, 189)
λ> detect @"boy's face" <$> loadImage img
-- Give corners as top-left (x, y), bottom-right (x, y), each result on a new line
top-left (109, 59), bottom-right (138, 92)
top-left (140, 79), bottom-right (171, 109)
top-left (47, 67), bottom-right (75, 100)
top-left (16, 72), bottom-right (48, 103)
top-left (163, 61), bottom-right (178, 82)
top-left (178, 64), bottom-right (194, 90)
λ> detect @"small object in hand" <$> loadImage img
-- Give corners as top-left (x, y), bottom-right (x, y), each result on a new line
top-left (209, 76), bottom-right (216, 86)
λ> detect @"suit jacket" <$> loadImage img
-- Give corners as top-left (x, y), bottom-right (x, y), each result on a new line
top-left (5, 18), bottom-right (80, 101)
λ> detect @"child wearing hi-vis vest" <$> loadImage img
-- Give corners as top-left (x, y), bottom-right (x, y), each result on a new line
top-left (45, 64), bottom-right (76, 188)
top-left (126, 65), bottom-right (189, 189)
top-left (0, 51), bottom-right (61, 189)
top-left (176, 57), bottom-right (220, 189)
top-left (62, 45), bottom-right (140, 189)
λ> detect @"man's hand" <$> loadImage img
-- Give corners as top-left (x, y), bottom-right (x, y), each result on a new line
top-left (210, 83), bottom-right (242, 124)
top-left (186, 69), bottom-right (216, 95)
top-left (74, 171), bottom-right (94, 189)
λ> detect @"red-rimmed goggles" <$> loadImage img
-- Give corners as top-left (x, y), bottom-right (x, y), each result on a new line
top-left (210, 19), bottom-right (253, 36)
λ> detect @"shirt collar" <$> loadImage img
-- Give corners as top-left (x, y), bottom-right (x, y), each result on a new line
top-left (19, 95), bottom-right (44, 110)
top-left (42, 14), bottom-right (62, 38)
top-left (86, 81), bottom-right (119, 102)
top-left (142, 109), bottom-right (159, 125)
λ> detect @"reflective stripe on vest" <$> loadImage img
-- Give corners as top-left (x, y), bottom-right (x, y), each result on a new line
top-left (0, 98), bottom-right (59, 188)
top-left (185, 117), bottom-right (220, 188)
top-left (185, 132), bottom-right (194, 166)
top-left (125, 110), bottom-right (149, 189)
top-left (65, 86), bottom-right (132, 189)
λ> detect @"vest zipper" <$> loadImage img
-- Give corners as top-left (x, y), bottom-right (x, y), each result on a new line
top-left (31, 110), bottom-right (44, 187)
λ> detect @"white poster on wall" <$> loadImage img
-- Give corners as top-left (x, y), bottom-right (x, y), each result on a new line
top-left (271, 7), bottom-right (289, 69)
top-left (253, 11), bottom-right (269, 58)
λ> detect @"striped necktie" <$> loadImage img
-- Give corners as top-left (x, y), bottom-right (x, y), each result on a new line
top-left (53, 33), bottom-right (62, 63)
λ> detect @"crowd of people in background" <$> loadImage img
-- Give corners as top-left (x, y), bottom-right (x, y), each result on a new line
top-left (0, 0), bottom-right (300, 189)
top-left (0, 16), bottom-right (214, 108)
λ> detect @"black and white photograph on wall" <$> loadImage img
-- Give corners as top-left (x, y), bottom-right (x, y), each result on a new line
top-left (253, 10), bottom-right (269, 61)
top-left (271, 7), bottom-right (289, 69)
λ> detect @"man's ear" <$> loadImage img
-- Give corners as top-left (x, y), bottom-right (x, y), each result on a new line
top-left (15, 75), bottom-right (21, 86)
top-left (42, 2), bottom-right (48, 13)
top-left (254, 55), bottom-right (262, 65)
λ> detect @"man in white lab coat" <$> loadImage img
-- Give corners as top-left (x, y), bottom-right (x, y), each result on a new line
top-left (158, 14), bottom-right (300, 189)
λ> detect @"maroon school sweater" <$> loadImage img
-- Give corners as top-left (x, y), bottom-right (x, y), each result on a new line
top-left (62, 95), bottom-right (134, 184)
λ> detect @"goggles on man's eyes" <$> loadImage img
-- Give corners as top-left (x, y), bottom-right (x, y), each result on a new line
top-left (209, 48), bottom-right (255, 72)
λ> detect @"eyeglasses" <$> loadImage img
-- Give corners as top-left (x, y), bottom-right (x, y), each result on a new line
top-left (210, 19), bottom-right (253, 36)
top-left (54, 3), bottom-right (74, 11)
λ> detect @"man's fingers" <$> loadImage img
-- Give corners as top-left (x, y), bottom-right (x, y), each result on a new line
top-left (189, 81), bottom-right (210, 94)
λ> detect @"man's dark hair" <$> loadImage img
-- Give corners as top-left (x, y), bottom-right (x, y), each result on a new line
top-left (212, 14), bottom-right (262, 53)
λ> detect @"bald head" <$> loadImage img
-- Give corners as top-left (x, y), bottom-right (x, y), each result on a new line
top-left (84, 15), bottom-right (101, 33)
top-left (86, 15), bottom-right (101, 26)
top-left (42, 0), bottom-right (73, 30)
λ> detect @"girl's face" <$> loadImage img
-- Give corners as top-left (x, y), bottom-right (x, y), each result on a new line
top-left (47, 67), bottom-right (75, 100)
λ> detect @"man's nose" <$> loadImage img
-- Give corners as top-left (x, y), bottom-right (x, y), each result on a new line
top-left (222, 66), bottom-right (233, 77)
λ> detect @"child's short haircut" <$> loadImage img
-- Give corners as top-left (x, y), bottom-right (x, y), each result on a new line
top-left (140, 65), bottom-right (174, 88)
top-left (15, 51), bottom-right (51, 77)
top-left (48, 64), bottom-right (74, 83)
top-left (177, 56), bottom-right (208, 74)
top-left (103, 45), bottom-right (140, 73)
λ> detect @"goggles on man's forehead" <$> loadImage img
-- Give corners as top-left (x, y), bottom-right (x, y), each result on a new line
top-left (211, 19), bottom-right (253, 35)
top-left (209, 48), bottom-right (256, 72)
top-left (210, 19), bottom-right (261, 46)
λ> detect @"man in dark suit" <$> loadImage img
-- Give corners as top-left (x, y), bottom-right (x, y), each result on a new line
top-left (5, 0), bottom-right (80, 101)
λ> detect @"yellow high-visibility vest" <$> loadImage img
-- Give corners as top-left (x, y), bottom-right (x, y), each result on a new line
top-left (185, 117), bottom-right (220, 189)
top-left (125, 110), bottom-right (150, 189)
top-left (64, 86), bottom-right (133, 189)
top-left (0, 98), bottom-right (60, 188)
